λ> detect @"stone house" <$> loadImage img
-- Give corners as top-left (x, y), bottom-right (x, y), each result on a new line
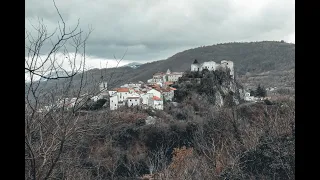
top-left (110, 94), bottom-right (118, 110)
top-left (152, 96), bottom-right (164, 110)
top-left (191, 59), bottom-right (234, 79)
top-left (147, 89), bottom-right (162, 100)
top-left (126, 96), bottom-right (141, 107)
top-left (116, 88), bottom-right (130, 102)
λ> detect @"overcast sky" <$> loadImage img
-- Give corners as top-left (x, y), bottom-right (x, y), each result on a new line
top-left (26, 0), bottom-right (294, 70)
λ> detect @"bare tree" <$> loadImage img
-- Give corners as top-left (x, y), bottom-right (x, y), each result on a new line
top-left (24, 0), bottom-right (98, 179)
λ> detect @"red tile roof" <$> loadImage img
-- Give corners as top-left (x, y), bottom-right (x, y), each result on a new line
top-left (161, 88), bottom-right (170, 92)
top-left (117, 88), bottom-right (129, 92)
top-left (153, 96), bottom-right (161, 101)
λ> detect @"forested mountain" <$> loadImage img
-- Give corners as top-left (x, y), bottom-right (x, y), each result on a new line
top-left (31, 41), bottom-right (295, 94)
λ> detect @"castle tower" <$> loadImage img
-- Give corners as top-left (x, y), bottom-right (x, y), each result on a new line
top-left (221, 60), bottom-right (234, 79)
top-left (166, 69), bottom-right (171, 74)
top-left (191, 59), bottom-right (200, 71)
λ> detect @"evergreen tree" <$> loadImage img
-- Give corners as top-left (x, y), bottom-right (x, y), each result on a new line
top-left (250, 89), bottom-right (256, 97)
top-left (255, 84), bottom-right (267, 97)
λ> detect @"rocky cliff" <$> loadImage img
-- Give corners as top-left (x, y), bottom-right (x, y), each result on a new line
top-left (173, 69), bottom-right (244, 107)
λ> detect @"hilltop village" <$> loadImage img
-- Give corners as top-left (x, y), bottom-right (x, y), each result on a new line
top-left (97, 68), bottom-right (183, 111)
top-left (95, 59), bottom-right (252, 111)
top-left (39, 59), bottom-right (266, 112)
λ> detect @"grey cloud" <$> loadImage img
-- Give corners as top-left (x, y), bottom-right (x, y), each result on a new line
top-left (26, 0), bottom-right (295, 61)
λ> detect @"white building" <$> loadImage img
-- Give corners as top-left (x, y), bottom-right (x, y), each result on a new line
top-left (152, 96), bottom-right (163, 110)
top-left (191, 61), bottom-right (217, 71)
top-left (110, 94), bottom-right (118, 110)
top-left (147, 89), bottom-right (162, 99)
top-left (244, 92), bottom-right (258, 102)
top-left (141, 93), bottom-right (151, 105)
top-left (191, 59), bottom-right (234, 79)
top-left (162, 87), bottom-right (176, 101)
top-left (167, 72), bottom-right (183, 82)
top-left (127, 96), bottom-right (141, 107)
top-left (116, 88), bottom-right (130, 102)
top-left (152, 72), bottom-right (165, 83)
top-left (151, 69), bottom-right (183, 83)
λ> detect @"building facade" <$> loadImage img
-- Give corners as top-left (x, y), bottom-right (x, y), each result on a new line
top-left (191, 59), bottom-right (234, 79)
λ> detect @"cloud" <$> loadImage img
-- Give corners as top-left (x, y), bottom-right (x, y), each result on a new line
top-left (26, 0), bottom-right (295, 61)
top-left (25, 52), bottom-right (140, 82)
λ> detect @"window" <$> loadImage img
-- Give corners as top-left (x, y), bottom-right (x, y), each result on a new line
top-left (112, 100), bottom-right (113, 102)
top-left (135, 99), bottom-right (137, 101)
top-left (115, 104), bottom-right (116, 106)
top-left (130, 99), bottom-right (131, 101)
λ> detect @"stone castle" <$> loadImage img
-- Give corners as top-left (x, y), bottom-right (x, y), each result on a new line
top-left (191, 59), bottom-right (234, 79)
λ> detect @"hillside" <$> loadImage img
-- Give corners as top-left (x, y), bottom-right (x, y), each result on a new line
top-left (165, 41), bottom-right (295, 74)
top-left (33, 41), bottom-right (295, 94)
top-left (26, 42), bottom-right (295, 179)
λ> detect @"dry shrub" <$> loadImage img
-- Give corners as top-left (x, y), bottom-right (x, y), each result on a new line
top-left (167, 146), bottom-right (194, 178)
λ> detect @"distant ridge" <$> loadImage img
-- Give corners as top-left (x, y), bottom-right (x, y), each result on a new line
top-left (31, 41), bottom-right (295, 93)
top-left (122, 62), bottom-right (143, 69)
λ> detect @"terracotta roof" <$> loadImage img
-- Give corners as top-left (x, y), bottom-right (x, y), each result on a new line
top-left (160, 87), bottom-right (170, 92)
top-left (164, 81), bottom-right (173, 85)
top-left (170, 87), bottom-right (177, 91)
top-left (153, 96), bottom-right (161, 101)
top-left (117, 88), bottom-right (129, 92)
top-left (152, 84), bottom-right (160, 88)
top-left (152, 87), bottom-right (162, 92)
top-left (135, 91), bottom-right (144, 94)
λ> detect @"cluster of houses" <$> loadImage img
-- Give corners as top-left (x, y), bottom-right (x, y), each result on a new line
top-left (35, 59), bottom-right (273, 113)
top-left (103, 60), bottom-right (237, 111)
top-left (147, 69), bottom-right (184, 84)
top-left (105, 69), bottom-right (182, 110)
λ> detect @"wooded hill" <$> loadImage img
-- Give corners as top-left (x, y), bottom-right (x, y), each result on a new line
top-left (30, 41), bottom-right (295, 95)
